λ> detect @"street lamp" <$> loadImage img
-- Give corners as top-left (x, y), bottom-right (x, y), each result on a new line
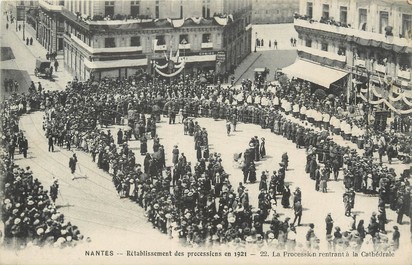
top-left (254, 31), bottom-right (257, 53)
top-left (23, 20), bottom-right (25, 41)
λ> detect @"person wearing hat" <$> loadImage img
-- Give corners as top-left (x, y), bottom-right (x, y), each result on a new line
top-left (69, 153), bottom-right (78, 177)
top-left (49, 180), bottom-right (59, 204)
top-left (292, 200), bottom-right (302, 226)
top-left (325, 213), bottom-right (334, 235)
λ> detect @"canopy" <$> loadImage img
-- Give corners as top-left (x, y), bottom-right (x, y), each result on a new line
top-left (282, 59), bottom-right (348, 88)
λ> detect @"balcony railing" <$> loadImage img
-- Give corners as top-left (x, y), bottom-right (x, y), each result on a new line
top-left (154, 44), bottom-right (167, 51)
top-left (201, 42), bottom-right (213, 49)
top-left (354, 59), bottom-right (366, 67)
top-left (297, 45), bottom-right (346, 62)
top-left (70, 34), bottom-right (142, 54)
top-left (398, 69), bottom-right (411, 80)
top-left (374, 64), bottom-right (386, 73)
top-left (178, 43), bottom-right (191, 50)
top-left (295, 19), bottom-right (412, 52)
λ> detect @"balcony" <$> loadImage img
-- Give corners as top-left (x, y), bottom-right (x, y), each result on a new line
top-left (178, 43), bottom-right (191, 50)
top-left (294, 19), bottom-right (412, 53)
top-left (297, 45), bottom-right (346, 63)
top-left (201, 42), bottom-right (214, 49)
top-left (354, 59), bottom-right (366, 67)
top-left (374, 64), bottom-right (386, 73)
top-left (70, 34), bottom-right (142, 54)
top-left (154, 44), bottom-right (167, 51)
top-left (398, 69), bottom-right (411, 80)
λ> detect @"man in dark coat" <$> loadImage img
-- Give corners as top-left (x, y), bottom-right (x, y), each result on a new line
top-left (50, 180), bottom-right (59, 203)
top-left (69, 154), bottom-right (78, 175)
top-left (48, 135), bottom-right (54, 152)
top-left (19, 137), bottom-right (28, 158)
top-left (292, 200), bottom-right (302, 226)
top-left (117, 128), bottom-right (123, 145)
top-left (325, 213), bottom-right (334, 235)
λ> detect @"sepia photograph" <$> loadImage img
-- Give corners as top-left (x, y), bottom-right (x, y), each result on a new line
top-left (0, 0), bottom-right (411, 264)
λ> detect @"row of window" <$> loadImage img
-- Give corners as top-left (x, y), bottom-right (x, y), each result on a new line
top-left (306, 2), bottom-right (412, 36)
top-left (304, 39), bottom-right (346, 55)
top-left (101, 1), bottom-right (212, 19)
top-left (104, 33), bottom-right (213, 48)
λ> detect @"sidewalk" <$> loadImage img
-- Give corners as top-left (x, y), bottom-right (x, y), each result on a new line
top-left (10, 21), bottom-right (73, 91)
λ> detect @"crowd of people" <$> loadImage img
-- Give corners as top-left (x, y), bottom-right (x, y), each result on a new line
top-left (8, 70), bottom-right (402, 250)
top-left (1, 89), bottom-right (84, 248)
top-left (1, 66), bottom-right (410, 251)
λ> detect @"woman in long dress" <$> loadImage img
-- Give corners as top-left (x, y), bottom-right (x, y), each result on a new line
top-left (281, 185), bottom-right (291, 208)
top-left (260, 137), bottom-right (266, 158)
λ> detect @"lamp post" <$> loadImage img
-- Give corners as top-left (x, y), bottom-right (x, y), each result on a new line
top-left (254, 31), bottom-right (257, 53)
top-left (23, 20), bottom-right (25, 41)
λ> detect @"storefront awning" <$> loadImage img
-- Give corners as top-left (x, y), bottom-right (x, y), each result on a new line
top-left (282, 59), bottom-right (348, 88)
top-left (84, 58), bottom-right (148, 69)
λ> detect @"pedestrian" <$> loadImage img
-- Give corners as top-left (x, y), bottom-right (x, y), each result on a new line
top-left (69, 154), bottom-right (78, 176)
top-left (260, 137), bottom-right (266, 158)
top-left (306, 223), bottom-right (315, 249)
top-left (320, 168), bottom-right (329, 193)
top-left (274, 40), bottom-right (278, 49)
top-left (30, 37), bottom-right (33, 45)
top-left (140, 134), bottom-right (147, 155)
top-left (282, 185), bottom-right (291, 208)
top-left (19, 137), bottom-right (28, 158)
top-left (268, 40), bottom-right (271, 48)
top-left (290, 37), bottom-right (293, 46)
top-left (325, 213), bottom-right (334, 235)
top-left (54, 60), bottom-right (59, 71)
top-left (46, 52), bottom-right (50, 60)
top-left (172, 145), bottom-right (179, 165)
top-left (6, 23), bottom-right (8, 30)
top-left (117, 128), bottom-right (123, 145)
top-left (38, 82), bottom-right (43, 92)
top-left (26, 38), bottom-right (29, 45)
top-left (14, 81), bottom-right (19, 92)
top-left (226, 119), bottom-right (231, 136)
top-left (48, 134), bottom-right (54, 152)
top-left (392, 226), bottom-right (400, 251)
top-left (49, 179), bottom-right (59, 204)
top-left (18, 24), bottom-right (21, 31)
top-left (292, 200), bottom-right (302, 226)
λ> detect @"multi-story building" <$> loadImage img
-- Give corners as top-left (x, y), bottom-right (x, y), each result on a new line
top-left (284, 0), bottom-right (412, 107)
top-left (37, 0), bottom-right (65, 54)
top-left (37, 0), bottom-right (251, 80)
top-left (252, 0), bottom-right (299, 24)
top-left (4, 0), bottom-right (39, 36)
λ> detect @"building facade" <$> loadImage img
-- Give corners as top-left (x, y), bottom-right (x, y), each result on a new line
top-left (285, 0), bottom-right (412, 107)
top-left (37, 0), bottom-right (65, 54)
top-left (252, 0), bottom-right (299, 24)
top-left (36, 0), bottom-right (251, 80)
